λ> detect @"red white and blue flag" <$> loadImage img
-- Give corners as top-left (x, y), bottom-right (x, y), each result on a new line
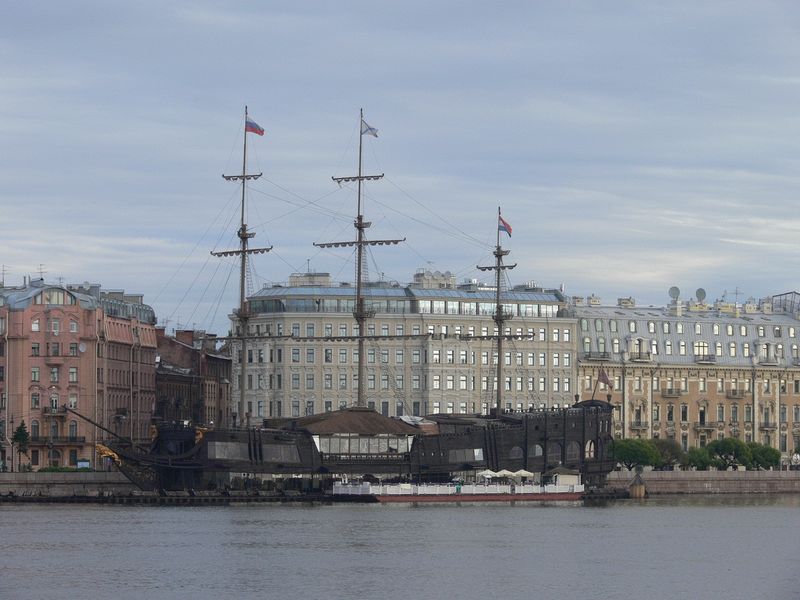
top-left (498, 215), bottom-right (512, 237)
top-left (245, 117), bottom-right (265, 136)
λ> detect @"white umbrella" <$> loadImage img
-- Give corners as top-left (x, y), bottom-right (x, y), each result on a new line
top-left (495, 469), bottom-right (515, 477)
top-left (476, 469), bottom-right (497, 478)
top-left (513, 469), bottom-right (535, 478)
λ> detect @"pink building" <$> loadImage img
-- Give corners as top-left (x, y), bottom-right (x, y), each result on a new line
top-left (0, 279), bottom-right (157, 470)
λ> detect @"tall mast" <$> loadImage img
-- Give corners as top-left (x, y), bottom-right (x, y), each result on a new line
top-left (315, 109), bottom-right (404, 408)
top-left (212, 106), bottom-right (272, 427)
top-left (477, 207), bottom-right (516, 416)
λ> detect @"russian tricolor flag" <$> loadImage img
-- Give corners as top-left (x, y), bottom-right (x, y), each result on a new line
top-left (498, 215), bottom-right (512, 237)
top-left (245, 117), bottom-right (265, 136)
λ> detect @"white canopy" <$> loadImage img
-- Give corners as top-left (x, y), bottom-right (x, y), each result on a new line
top-left (512, 469), bottom-right (535, 478)
top-left (495, 469), bottom-right (515, 477)
top-left (476, 469), bottom-right (497, 478)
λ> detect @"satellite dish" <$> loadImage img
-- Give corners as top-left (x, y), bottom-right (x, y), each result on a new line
top-left (668, 286), bottom-right (680, 300)
top-left (696, 288), bottom-right (707, 303)
top-left (78, 343), bottom-right (86, 353)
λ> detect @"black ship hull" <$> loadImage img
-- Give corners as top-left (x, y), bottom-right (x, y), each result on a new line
top-left (108, 401), bottom-right (615, 492)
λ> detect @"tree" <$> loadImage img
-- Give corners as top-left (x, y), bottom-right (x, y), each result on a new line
top-left (11, 420), bottom-right (30, 471)
top-left (747, 442), bottom-right (781, 470)
top-left (612, 438), bottom-right (660, 470)
top-left (650, 438), bottom-right (685, 470)
top-left (683, 446), bottom-right (714, 470)
top-left (706, 437), bottom-right (752, 470)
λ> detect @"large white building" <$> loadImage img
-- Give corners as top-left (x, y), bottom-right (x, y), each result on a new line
top-left (232, 271), bottom-right (577, 422)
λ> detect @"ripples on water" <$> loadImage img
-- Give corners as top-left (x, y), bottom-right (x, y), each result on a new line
top-left (2, 495), bottom-right (797, 600)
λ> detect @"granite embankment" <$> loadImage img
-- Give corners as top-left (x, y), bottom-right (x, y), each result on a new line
top-left (606, 469), bottom-right (800, 494)
top-left (0, 471), bottom-right (137, 497)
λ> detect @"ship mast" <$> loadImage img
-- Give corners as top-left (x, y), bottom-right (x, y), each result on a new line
top-left (315, 109), bottom-right (404, 408)
top-left (477, 207), bottom-right (516, 417)
top-left (212, 106), bottom-right (272, 427)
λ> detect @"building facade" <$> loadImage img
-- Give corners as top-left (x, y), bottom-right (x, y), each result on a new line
top-left (155, 329), bottom-right (231, 428)
top-left (0, 279), bottom-right (156, 470)
top-left (575, 294), bottom-right (800, 462)
top-left (232, 271), bottom-right (577, 423)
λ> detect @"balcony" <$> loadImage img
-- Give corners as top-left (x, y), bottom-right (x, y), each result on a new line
top-left (661, 388), bottom-right (682, 398)
top-left (629, 352), bottom-right (652, 362)
top-left (757, 356), bottom-right (779, 366)
top-left (759, 422), bottom-right (777, 430)
top-left (583, 352), bottom-right (610, 361)
top-left (41, 406), bottom-right (68, 417)
top-left (726, 389), bottom-right (746, 400)
top-left (694, 421), bottom-right (716, 432)
top-left (629, 421), bottom-right (649, 431)
top-left (44, 355), bottom-right (64, 366)
top-left (30, 436), bottom-right (86, 444)
top-left (694, 354), bottom-right (716, 364)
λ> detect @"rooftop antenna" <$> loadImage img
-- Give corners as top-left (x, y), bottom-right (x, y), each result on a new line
top-left (212, 106), bottom-right (273, 428)
top-left (37, 264), bottom-right (46, 280)
top-left (314, 108), bottom-right (404, 408)
top-left (0, 264), bottom-right (7, 287)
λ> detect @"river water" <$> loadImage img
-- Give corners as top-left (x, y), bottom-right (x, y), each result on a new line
top-left (2, 495), bottom-right (797, 600)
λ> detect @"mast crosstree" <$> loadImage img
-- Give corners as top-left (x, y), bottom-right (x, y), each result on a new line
top-left (315, 109), bottom-right (405, 409)
top-left (212, 106), bottom-right (272, 427)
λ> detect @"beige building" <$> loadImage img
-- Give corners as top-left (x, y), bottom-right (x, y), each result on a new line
top-left (0, 279), bottom-right (156, 470)
top-left (232, 271), bottom-right (577, 423)
top-left (576, 292), bottom-right (800, 463)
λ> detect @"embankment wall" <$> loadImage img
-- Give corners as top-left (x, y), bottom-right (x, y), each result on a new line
top-left (606, 470), bottom-right (800, 494)
top-left (0, 472), bottom-right (137, 496)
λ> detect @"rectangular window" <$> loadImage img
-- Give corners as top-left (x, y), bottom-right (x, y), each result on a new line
top-left (31, 343), bottom-right (40, 356)
top-left (50, 368), bottom-right (59, 383)
top-left (291, 374), bottom-right (300, 390)
top-left (69, 343), bottom-right (79, 357)
top-left (69, 367), bottom-right (78, 383)
top-left (306, 348), bottom-right (315, 363)
top-left (306, 374), bottom-right (314, 390)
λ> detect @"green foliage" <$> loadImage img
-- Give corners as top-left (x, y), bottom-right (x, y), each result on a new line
top-left (684, 446), bottom-right (714, 470)
top-left (706, 437), bottom-right (752, 470)
top-left (650, 438), bottom-right (685, 469)
top-left (11, 420), bottom-right (30, 457)
top-left (747, 442), bottom-right (781, 470)
top-left (612, 438), bottom-right (660, 470)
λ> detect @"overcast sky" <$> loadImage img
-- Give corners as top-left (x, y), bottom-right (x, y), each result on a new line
top-left (3, 1), bottom-right (800, 334)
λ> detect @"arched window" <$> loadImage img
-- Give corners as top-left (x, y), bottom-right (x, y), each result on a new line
top-left (580, 318), bottom-right (588, 332)
top-left (529, 444), bottom-right (544, 458)
top-left (594, 319), bottom-right (603, 332)
top-left (598, 337), bottom-right (606, 353)
top-left (609, 320), bottom-right (618, 333)
top-left (583, 337), bottom-right (591, 353)
top-left (715, 341), bottom-right (723, 356)
top-left (628, 321), bottom-right (637, 333)
top-left (585, 440), bottom-right (596, 459)
top-left (566, 441), bottom-right (581, 462)
top-left (650, 339), bottom-right (658, 355)
top-left (676, 322), bottom-right (684, 334)
top-left (663, 322), bottom-right (670, 334)
top-left (612, 338), bottom-right (620, 354)
top-left (648, 321), bottom-right (656, 334)
top-left (713, 323), bottom-right (720, 335)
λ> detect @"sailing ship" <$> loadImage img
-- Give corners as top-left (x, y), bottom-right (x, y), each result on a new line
top-left (91, 109), bottom-right (615, 493)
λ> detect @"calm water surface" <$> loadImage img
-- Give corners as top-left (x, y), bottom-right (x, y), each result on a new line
top-left (2, 495), bottom-right (798, 600)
